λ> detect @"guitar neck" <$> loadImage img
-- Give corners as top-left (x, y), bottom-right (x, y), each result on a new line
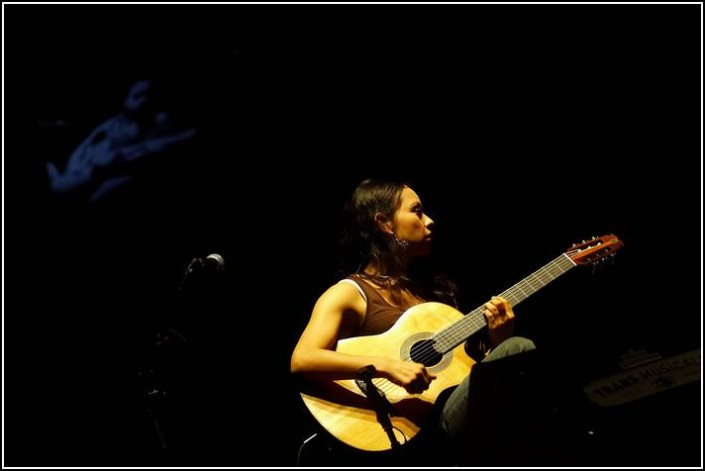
top-left (434, 253), bottom-right (576, 354)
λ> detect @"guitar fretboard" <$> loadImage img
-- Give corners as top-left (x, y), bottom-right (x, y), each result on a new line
top-left (433, 253), bottom-right (576, 354)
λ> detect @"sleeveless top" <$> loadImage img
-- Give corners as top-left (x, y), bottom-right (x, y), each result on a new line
top-left (338, 274), bottom-right (407, 337)
top-left (339, 274), bottom-right (483, 358)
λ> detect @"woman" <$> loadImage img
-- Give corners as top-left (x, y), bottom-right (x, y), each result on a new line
top-left (290, 178), bottom-right (535, 463)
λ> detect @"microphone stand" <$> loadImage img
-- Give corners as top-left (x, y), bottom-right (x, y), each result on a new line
top-left (137, 360), bottom-right (169, 450)
top-left (178, 258), bottom-right (201, 291)
top-left (140, 254), bottom-right (223, 455)
top-left (137, 257), bottom-right (199, 453)
top-left (355, 365), bottom-right (402, 449)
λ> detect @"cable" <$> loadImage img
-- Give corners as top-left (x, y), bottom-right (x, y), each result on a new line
top-left (391, 426), bottom-right (408, 445)
top-left (296, 432), bottom-right (318, 467)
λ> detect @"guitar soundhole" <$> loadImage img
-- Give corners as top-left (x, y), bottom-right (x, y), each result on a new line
top-left (409, 340), bottom-right (442, 367)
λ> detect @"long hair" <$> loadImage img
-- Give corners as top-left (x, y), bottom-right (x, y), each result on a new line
top-left (339, 178), bottom-right (459, 307)
top-left (340, 178), bottom-right (406, 277)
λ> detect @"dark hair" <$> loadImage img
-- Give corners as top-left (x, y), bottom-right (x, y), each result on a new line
top-left (339, 178), bottom-right (459, 307)
top-left (340, 178), bottom-right (406, 276)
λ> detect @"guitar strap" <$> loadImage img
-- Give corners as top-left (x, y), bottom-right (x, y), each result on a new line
top-left (355, 365), bottom-right (402, 449)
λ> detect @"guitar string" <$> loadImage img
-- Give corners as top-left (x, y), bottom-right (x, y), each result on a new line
top-left (369, 254), bottom-right (576, 396)
top-left (398, 254), bottom-right (572, 368)
top-left (428, 254), bottom-right (574, 356)
top-left (364, 239), bottom-right (618, 398)
top-left (371, 260), bottom-right (571, 396)
top-left (411, 255), bottom-right (573, 371)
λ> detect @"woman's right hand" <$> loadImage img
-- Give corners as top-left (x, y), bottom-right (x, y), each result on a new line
top-left (380, 359), bottom-right (436, 394)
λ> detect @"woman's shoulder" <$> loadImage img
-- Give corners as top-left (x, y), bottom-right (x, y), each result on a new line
top-left (316, 276), bottom-right (367, 308)
top-left (311, 279), bottom-right (367, 331)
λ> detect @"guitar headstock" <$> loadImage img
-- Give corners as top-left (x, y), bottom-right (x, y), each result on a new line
top-left (566, 234), bottom-right (623, 266)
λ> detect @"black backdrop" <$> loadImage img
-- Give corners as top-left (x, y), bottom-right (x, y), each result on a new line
top-left (5, 4), bottom-right (701, 467)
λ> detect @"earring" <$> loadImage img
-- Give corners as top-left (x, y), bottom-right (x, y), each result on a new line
top-left (394, 236), bottom-right (409, 249)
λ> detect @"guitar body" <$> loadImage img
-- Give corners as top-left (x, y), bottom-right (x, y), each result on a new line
top-left (300, 302), bottom-right (475, 451)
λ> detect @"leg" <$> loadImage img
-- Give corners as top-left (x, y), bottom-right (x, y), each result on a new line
top-left (437, 337), bottom-right (536, 463)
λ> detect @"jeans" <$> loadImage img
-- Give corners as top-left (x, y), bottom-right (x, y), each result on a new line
top-left (437, 336), bottom-right (537, 463)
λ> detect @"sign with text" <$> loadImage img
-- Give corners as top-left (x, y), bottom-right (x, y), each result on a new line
top-left (585, 349), bottom-right (701, 407)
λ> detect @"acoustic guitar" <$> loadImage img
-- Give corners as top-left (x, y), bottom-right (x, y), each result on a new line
top-left (299, 234), bottom-right (623, 451)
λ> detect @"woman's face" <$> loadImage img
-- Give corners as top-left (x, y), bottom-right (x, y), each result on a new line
top-left (392, 186), bottom-right (434, 256)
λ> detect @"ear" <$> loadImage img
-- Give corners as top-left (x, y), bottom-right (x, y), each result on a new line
top-left (374, 213), bottom-right (394, 235)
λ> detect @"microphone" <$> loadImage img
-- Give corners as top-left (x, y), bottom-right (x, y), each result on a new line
top-left (189, 253), bottom-right (225, 273)
top-left (188, 253), bottom-right (225, 273)
top-left (179, 253), bottom-right (225, 290)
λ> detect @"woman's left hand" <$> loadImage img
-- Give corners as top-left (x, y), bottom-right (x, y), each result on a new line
top-left (482, 296), bottom-right (515, 348)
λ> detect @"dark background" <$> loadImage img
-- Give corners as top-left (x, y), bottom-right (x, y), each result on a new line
top-left (5, 4), bottom-right (701, 467)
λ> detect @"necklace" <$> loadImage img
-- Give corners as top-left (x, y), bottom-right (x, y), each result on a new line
top-left (377, 275), bottom-right (399, 286)
top-left (363, 273), bottom-right (400, 287)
